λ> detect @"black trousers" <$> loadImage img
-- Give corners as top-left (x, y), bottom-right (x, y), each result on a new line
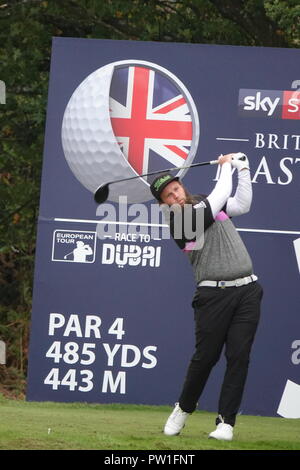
top-left (178, 281), bottom-right (263, 426)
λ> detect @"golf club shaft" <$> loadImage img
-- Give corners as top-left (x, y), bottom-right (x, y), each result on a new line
top-left (107, 159), bottom-right (219, 186)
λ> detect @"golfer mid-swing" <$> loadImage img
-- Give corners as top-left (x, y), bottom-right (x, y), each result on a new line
top-left (150, 153), bottom-right (263, 441)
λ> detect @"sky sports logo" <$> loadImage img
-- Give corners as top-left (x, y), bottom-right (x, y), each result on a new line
top-left (239, 88), bottom-right (300, 119)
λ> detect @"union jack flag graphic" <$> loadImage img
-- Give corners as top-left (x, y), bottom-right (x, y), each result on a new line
top-left (109, 65), bottom-right (194, 179)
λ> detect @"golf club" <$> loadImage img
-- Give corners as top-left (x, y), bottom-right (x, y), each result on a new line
top-left (94, 159), bottom-right (219, 204)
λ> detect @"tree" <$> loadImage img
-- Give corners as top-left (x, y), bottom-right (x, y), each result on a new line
top-left (0, 0), bottom-right (299, 396)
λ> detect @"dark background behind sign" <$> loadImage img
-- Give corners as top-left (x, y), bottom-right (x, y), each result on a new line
top-left (27, 38), bottom-right (300, 417)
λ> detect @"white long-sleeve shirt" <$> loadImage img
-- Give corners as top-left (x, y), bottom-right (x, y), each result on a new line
top-left (207, 162), bottom-right (252, 219)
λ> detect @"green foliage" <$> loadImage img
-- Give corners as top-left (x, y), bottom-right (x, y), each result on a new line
top-left (0, 0), bottom-right (299, 395)
top-left (265, 0), bottom-right (300, 46)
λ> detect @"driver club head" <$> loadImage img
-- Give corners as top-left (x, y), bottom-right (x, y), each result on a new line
top-left (94, 183), bottom-right (110, 204)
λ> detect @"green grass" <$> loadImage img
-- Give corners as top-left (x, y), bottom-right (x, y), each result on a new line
top-left (0, 394), bottom-right (299, 450)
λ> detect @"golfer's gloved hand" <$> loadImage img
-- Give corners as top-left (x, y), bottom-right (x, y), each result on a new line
top-left (231, 152), bottom-right (250, 171)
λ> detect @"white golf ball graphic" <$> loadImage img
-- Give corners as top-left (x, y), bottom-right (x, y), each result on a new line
top-left (61, 60), bottom-right (199, 203)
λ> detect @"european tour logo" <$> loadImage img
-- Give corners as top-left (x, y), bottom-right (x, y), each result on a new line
top-left (239, 88), bottom-right (300, 119)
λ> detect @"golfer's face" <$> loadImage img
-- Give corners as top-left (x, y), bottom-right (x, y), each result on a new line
top-left (160, 181), bottom-right (187, 207)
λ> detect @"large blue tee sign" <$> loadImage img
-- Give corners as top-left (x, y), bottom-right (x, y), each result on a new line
top-left (27, 38), bottom-right (300, 418)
